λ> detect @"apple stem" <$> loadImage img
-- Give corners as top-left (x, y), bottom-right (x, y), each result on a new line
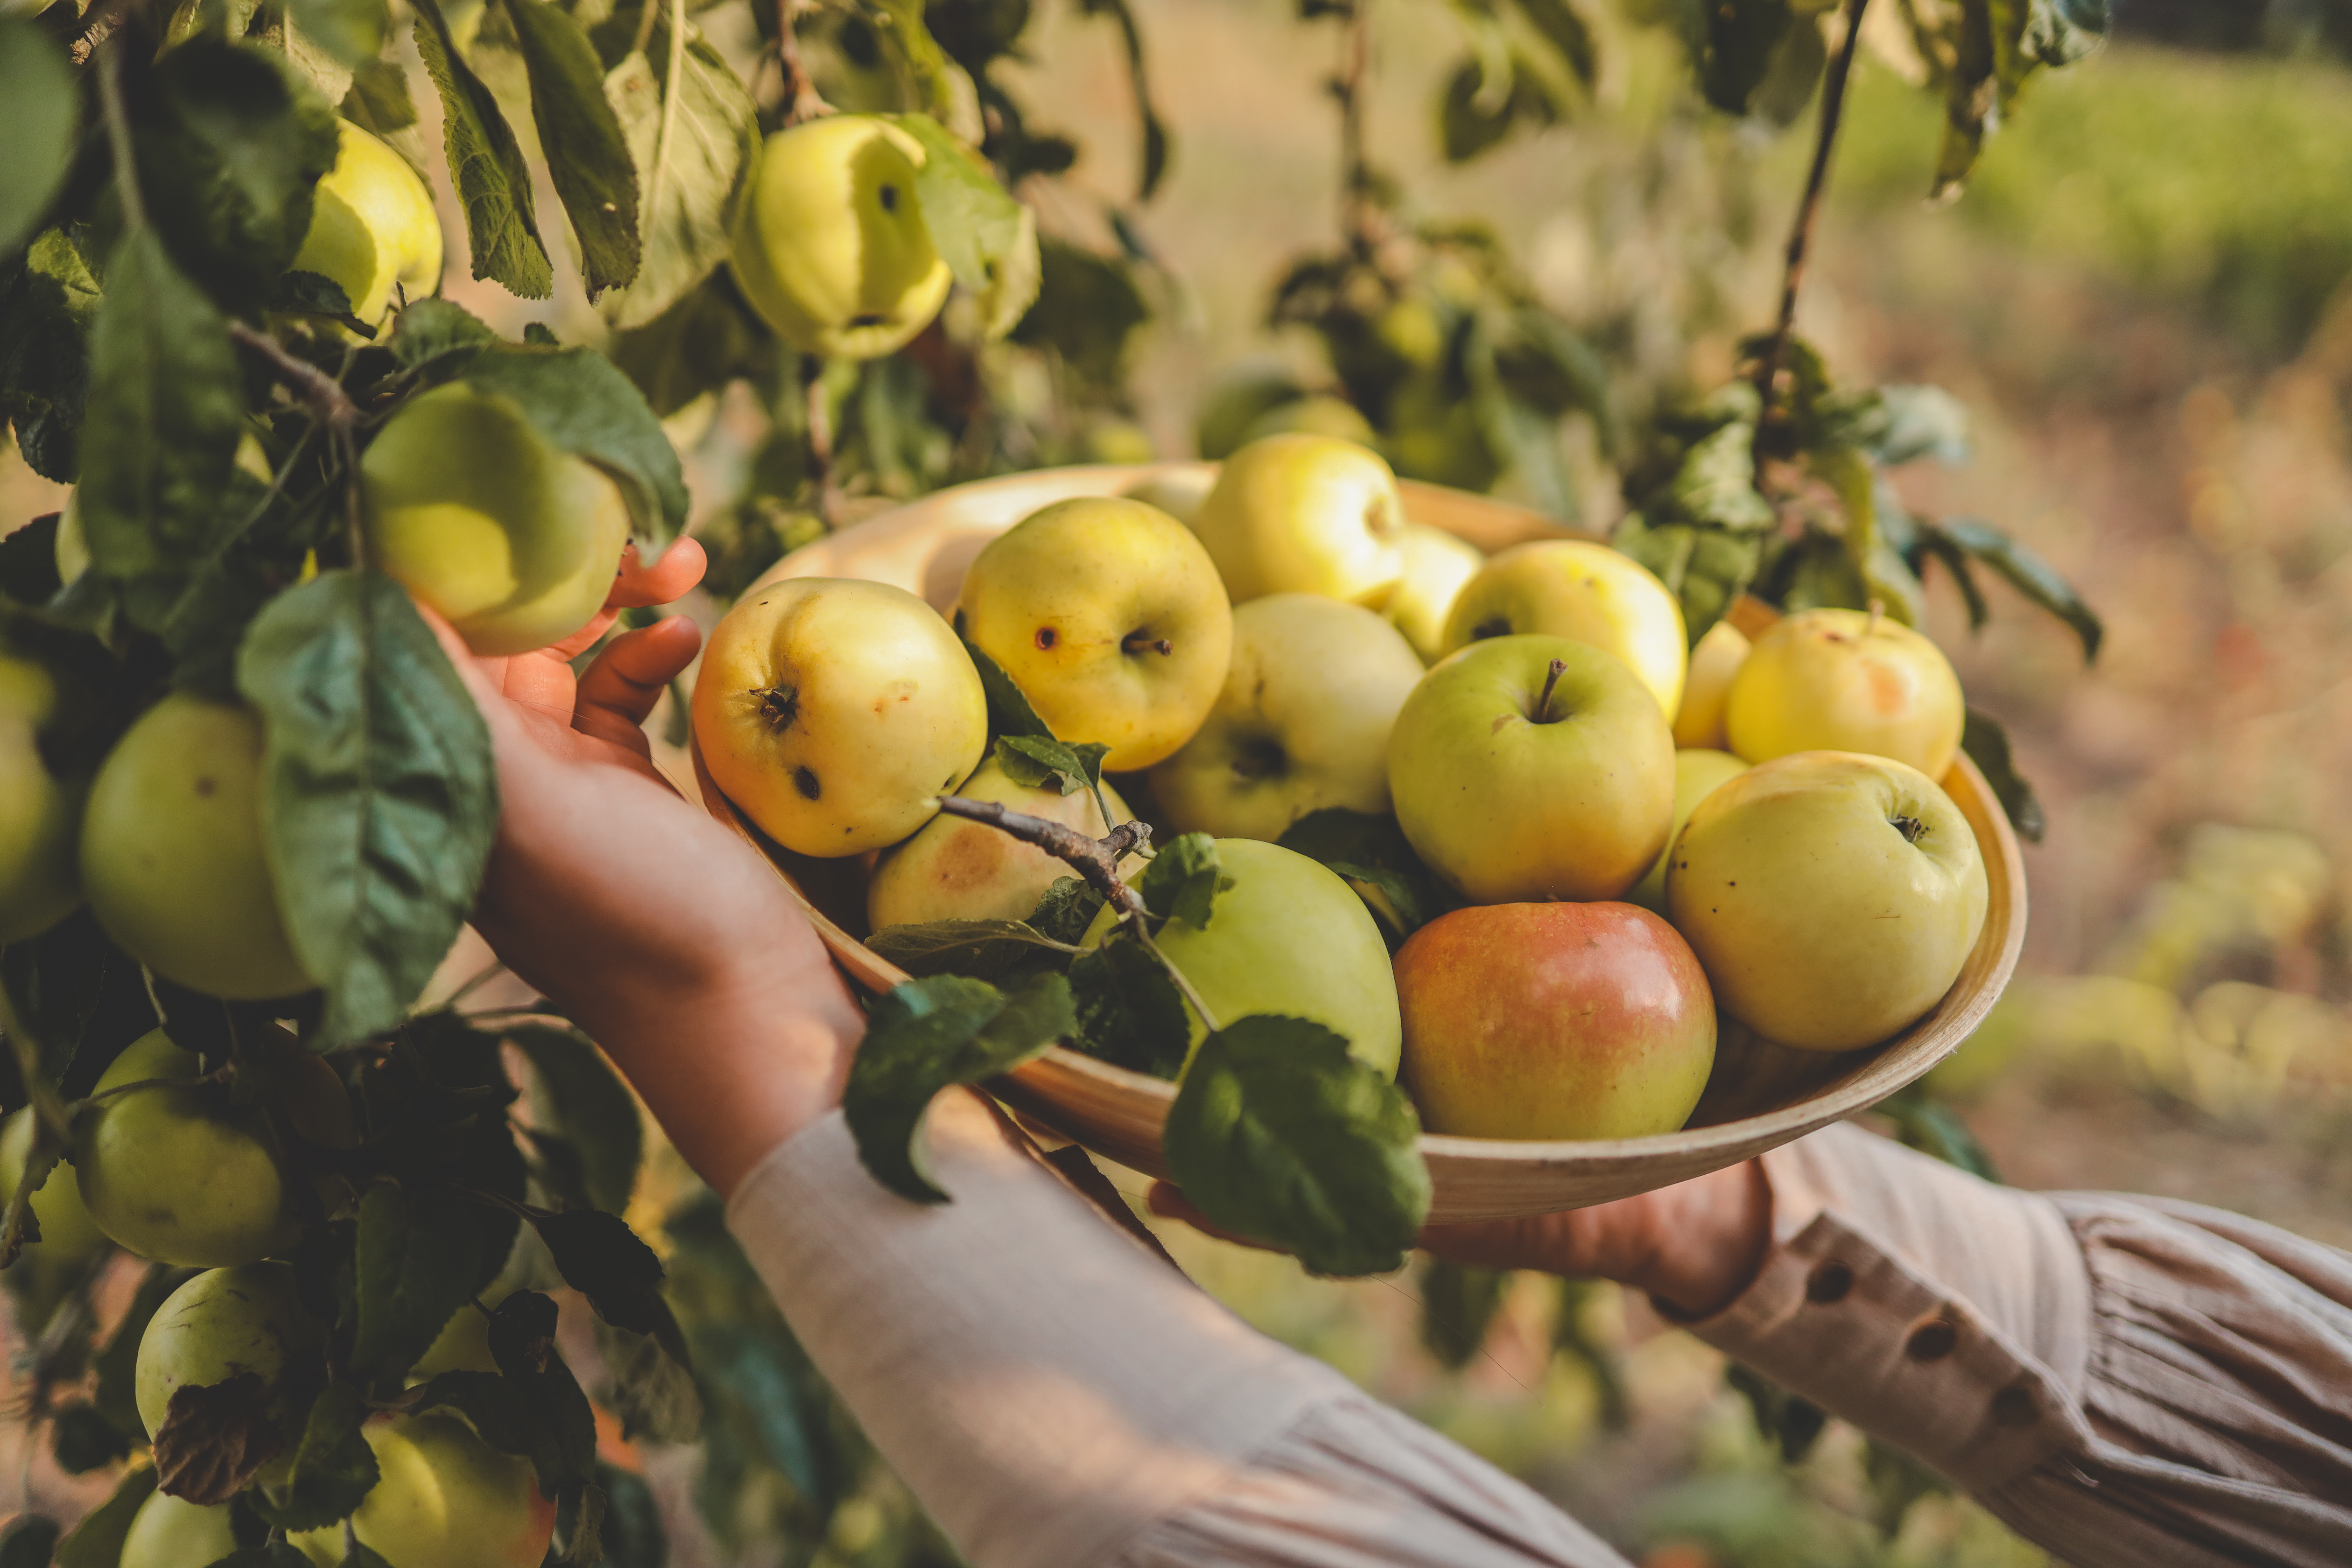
top-left (1121, 632), bottom-right (1175, 657)
top-left (932, 796), bottom-right (1156, 921)
top-left (1533, 657), bottom-right (1568, 723)
top-left (1865, 598), bottom-right (1885, 639)
top-left (1892, 814), bottom-right (1927, 844)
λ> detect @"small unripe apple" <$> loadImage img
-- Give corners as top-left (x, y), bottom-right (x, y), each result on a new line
top-left (1387, 636), bottom-right (1674, 904)
top-left (79, 695), bottom-right (312, 1000)
top-left (75, 1029), bottom-right (296, 1267)
top-left (290, 119), bottom-right (444, 328)
top-left (1724, 608), bottom-right (1965, 778)
top-left (359, 383), bottom-right (634, 658)
top-left (1672, 619), bottom-right (1751, 750)
top-left (121, 1492), bottom-right (239, 1568)
top-left (288, 1412), bottom-right (558, 1568)
top-left (1396, 902), bottom-right (1715, 1140)
top-left (1150, 593), bottom-right (1425, 842)
top-left (1190, 434), bottom-right (1407, 605)
top-left (867, 757), bottom-right (1139, 930)
top-left (695, 578), bottom-right (987, 856)
top-left (957, 497), bottom-right (1233, 771)
top-left (0, 653), bottom-right (81, 944)
top-left (728, 115), bottom-right (953, 360)
top-left (1667, 751), bottom-right (1988, 1052)
top-left (135, 1261), bottom-right (322, 1439)
top-left (1080, 838), bottom-right (1401, 1076)
top-left (1626, 749), bottom-right (1750, 915)
top-left (1384, 523), bottom-right (1484, 664)
top-left (1441, 540), bottom-right (1687, 719)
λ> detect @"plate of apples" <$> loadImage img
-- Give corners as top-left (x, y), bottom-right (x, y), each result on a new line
top-left (688, 440), bottom-right (2024, 1227)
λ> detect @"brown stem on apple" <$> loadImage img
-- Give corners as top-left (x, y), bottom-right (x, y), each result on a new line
top-left (933, 796), bottom-right (1155, 920)
top-left (1532, 657), bottom-right (1568, 723)
top-left (1865, 598), bottom-right (1885, 638)
top-left (1121, 631), bottom-right (1174, 657)
top-left (1891, 814), bottom-right (1927, 845)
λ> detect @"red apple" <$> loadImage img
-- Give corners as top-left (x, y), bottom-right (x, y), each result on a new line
top-left (1395, 902), bottom-right (1716, 1139)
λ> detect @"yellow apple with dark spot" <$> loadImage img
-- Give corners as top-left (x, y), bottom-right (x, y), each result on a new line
top-left (1667, 751), bottom-right (1988, 1052)
top-left (1672, 619), bottom-right (1751, 750)
top-left (1724, 608), bottom-right (1965, 778)
top-left (1150, 594), bottom-right (1425, 842)
top-left (290, 119), bottom-right (444, 328)
top-left (1441, 540), bottom-right (1687, 719)
top-left (867, 757), bottom-right (1140, 929)
top-left (956, 497), bottom-right (1232, 771)
top-left (695, 578), bottom-right (987, 856)
top-left (1626, 749), bottom-right (1749, 915)
top-left (1384, 524), bottom-right (1484, 664)
top-left (1190, 434), bottom-right (1407, 606)
top-left (289, 1412), bottom-right (558, 1568)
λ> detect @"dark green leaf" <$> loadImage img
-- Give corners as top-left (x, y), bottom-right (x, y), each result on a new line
top-left (1026, 877), bottom-right (1105, 945)
top-left (507, 1026), bottom-right (644, 1215)
top-left (865, 919), bottom-right (1080, 981)
top-left (0, 1516), bottom-right (59, 1568)
top-left (1162, 1015), bottom-right (1429, 1277)
top-left (1698, 0), bottom-right (1791, 114)
top-left (525, 1209), bottom-right (685, 1366)
top-left (0, 912), bottom-right (160, 1100)
top-left (1439, 53), bottom-right (1562, 163)
top-left (504, 0), bottom-right (641, 300)
top-left (1663, 421), bottom-right (1774, 532)
top-left (76, 230), bottom-right (244, 581)
top-left (1914, 527), bottom-right (1989, 632)
top-left (1066, 927), bottom-right (1190, 1078)
top-left (1418, 1259), bottom-right (1511, 1370)
top-left (245, 1385), bottom-right (379, 1533)
top-left (888, 113), bottom-right (1041, 339)
top-left (1276, 810), bottom-right (1461, 938)
top-left (1007, 239), bottom-right (1148, 388)
top-left (386, 296), bottom-right (497, 373)
top-left (845, 972), bottom-right (1075, 1202)
top-left (1748, 7), bottom-right (1825, 125)
top-left (52, 1464), bottom-right (153, 1568)
top-left (960, 637), bottom-right (1052, 738)
top-left (0, 227), bottom-right (100, 483)
top-left (1935, 517), bottom-right (2102, 662)
top-left (1138, 832), bottom-right (1226, 930)
top-left (596, 24), bottom-right (760, 332)
top-left (412, 0), bottom-right (555, 299)
top-left (606, 271), bottom-right (776, 417)
top-left (351, 1183), bottom-right (484, 1388)
top-left (455, 345), bottom-right (689, 540)
top-left (268, 270), bottom-right (370, 336)
top-left (342, 56), bottom-right (419, 135)
top-left (1961, 707), bottom-right (2044, 844)
top-left (0, 20), bottom-right (75, 257)
top-left (1463, 314), bottom-right (1574, 520)
top-left (211, 1546), bottom-right (316, 1568)
top-left (48, 1402), bottom-right (130, 1475)
top-left (238, 572), bottom-right (500, 1044)
top-left (288, 0), bottom-right (387, 66)
top-left (1875, 1083), bottom-right (2001, 1180)
top-left (591, 1463), bottom-right (666, 1568)
top-left (992, 734), bottom-right (1108, 797)
top-left (413, 1364), bottom-right (596, 1497)
top-left (1610, 516), bottom-right (1763, 646)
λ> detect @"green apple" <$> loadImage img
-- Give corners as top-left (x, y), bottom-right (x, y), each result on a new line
top-left (360, 382), bottom-right (635, 658)
top-left (1672, 618), bottom-right (1751, 750)
top-left (80, 695), bottom-right (312, 1000)
top-left (1149, 593), bottom-right (1425, 842)
top-left (729, 115), bottom-right (953, 360)
top-left (1667, 751), bottom-right (1989, 1052)
top-left (1119, 469), bottom-right (1213, 528)
top-left (1724, 608), bottom-right (1966, 778)
top-left (290, 119), bottom-right (444, 329)
top-left (135, 1261), bottom-right (322, 1439)
top-left (407, 1298), bottom-right (502, 1385)
top-left (1383, 373), bottom-right (1500, 492)
top-left (0, 653), bottom-right (81, 944)
top-left (1190, 434), bottom-right (1407, 605)
top-left (1441, 540), bottom-right (1688, 719)
top-left (1626, 749), bottom-right (1750, 915)
top-left (696, 577), bottom-right (987, 856)
top-left (1395, 901), bottom-right (1715, 1139)
top-left (76, 1029), bottom-right (296, 1267)
top-left (867, 757), bottom-right (1139, 929)
top-left (1240, 394), bottom-right (1378, 449)
top-left (1384, 523), bottom-right (1484, 664)
top-left (0, 1107), bottom-right (106, 1263)
top-left (956, 497), bottom-right (1232, 771)
top-left (1080, 838), bottom-right (1401, 1075)
top-left (1195, 365), bottom-right (1308, 460)
top-left (121, 1493), bottom-right (239, 1568)
top-left (289, 1412), bottom-right (558, 1568)
top-left (1387, 636), bottom-right (1674, 904)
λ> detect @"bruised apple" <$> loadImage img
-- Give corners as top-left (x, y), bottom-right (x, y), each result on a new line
top-left (1396, 902), bottom-right (1715, 1140)
top-left (867, 757), bottom-right (1140, 929)
top-left (288, 1412), bottom-right (558, 1568)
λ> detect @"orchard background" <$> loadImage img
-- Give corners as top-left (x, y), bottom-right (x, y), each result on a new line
top-left (4, 0), bottom-right (2352, 1559)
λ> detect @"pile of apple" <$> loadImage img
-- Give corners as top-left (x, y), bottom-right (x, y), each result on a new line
top-left (693, 433), bottom-right (1990, 1142)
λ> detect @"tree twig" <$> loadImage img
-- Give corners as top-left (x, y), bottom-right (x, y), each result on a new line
top-left (773, 0), bottom-right (831, 122)
top-left (228, 321), bottom-right (360, 430)
top-left (1333, 0), bottom-right (1379, 256)
top-left (1750, 0), bottom-right (1873, 478)
top-left (933, 797), bottom-right (1154, 919)
top-left (802, 359), bottom-right (841, 525)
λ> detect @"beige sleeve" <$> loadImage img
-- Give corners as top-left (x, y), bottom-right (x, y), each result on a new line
top-left (725, 1088), bottom-right (1633, 1568)
top-left (1688, 1122), bottom-right (2352, 1567)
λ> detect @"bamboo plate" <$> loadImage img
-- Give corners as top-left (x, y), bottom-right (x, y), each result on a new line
top-left (690, 464), bottom-right (2028, 1222)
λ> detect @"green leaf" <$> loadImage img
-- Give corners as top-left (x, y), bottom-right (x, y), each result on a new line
top-left (1463, 312), bottom-right (1574, 520)
top-left (960, 637), bottom-right (1052, 738)
top-left (1697, 0), bottom-right (1792, 115)
top-left (1418, 1258), bottom-right (1512, 1370)
top-left (76, 231), bottom-right (245, 583)
top-left (342, 57), bottom-right (419, 135)
top-left (287, 0), bottom-right (388, 67)
top-left (1663, 421), bottom-right (1774, 532)
top-left (1914, 527), bottom-right (1990, 632)
top-left (1138, 832), bottom-right (1227, 930)
top-left (0, 20), bottom-right (75, 258)
top-left (992, 733), bottom-right (1108, 797)
top-left (1610, 516), bottom-right (1764, 646)
top-left (862, 0), bottom-right (968, 133)
top-left (270, 269), bottom-right (369, 335)
top-left (0, 912), bottom-right (162, 1101)
top-left (412, 0), bottom-right (555, 299)
top-left (1875, 1083), bottom-right (2001, 1180)
top-left (242, 1384), bottom-right (380, 1533)
top-left (414, 1298), bottom-right (597, 1497)
top-left (1066, 927), bottom-right (1190, 1078)
top-left (52, 1464), bottom-right (153, 1568)
top-left (237, 572), bottom-right (500, 1044)
top-left (1162, 1015), bottom-right (1430, 1277)
top-left (1027, 876), bottom-right (1105, 945)
top-left (596, 25), bottom-right (760, 332)
top-left (507, 1025), bottom-right (645, 1215)
top-left (606, 273), bottom-right (777, 417)
top-left (0, 226), bottom-right (102, 483)
top-left (865, 919), bottom-right (1079, 981)
top-left (887, 114), bottom-right (1042, 340)
top-left (351, 1183), bottom-right (484, 1388)
top-left (844, 972), bottom-right (1075, 1202)
top-left (591, 1316), bottom-right (704, 1444)
top-left (525, 1209), bottom-right (687, 1365)
top-left (1276, 808), bottom-right (1462, 938)
top-left (455, 345), bottom-right (690, 541)
top-left (1935, 517), bottom-right (2102, 662)
top-left (1439, 52), bottom-right (1563, 163)
top-left (1866, 385), bottom-right (1971, 467)
top-left (386, 296), bottom-right (498, 373)
top-left (1961, 706), bottom-right (2044, 844)
top-left (503, 0), bottom-right (642, 300)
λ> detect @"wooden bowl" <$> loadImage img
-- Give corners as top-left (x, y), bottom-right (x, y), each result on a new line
top-left (691, 464), bottom-right (2028, 1222)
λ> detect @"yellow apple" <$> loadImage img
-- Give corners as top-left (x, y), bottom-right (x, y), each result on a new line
top-left (1080, 838), bottom-right (1400, 1075)
top-left (1118, 469), bottom-right (1213, 528)
top-left (955, 497), bottom-right (1232, 771)
top-left (1239, 394), bottom-right (1379, 449)
top-left (1384, 523), bottom-right (1484, 664)
top-left (1440, 540), bottom-right (1687, 719)
top-left (696, 578), bottom-right (986, 856)
top-left (360, 383), bottom-right (635, 658)
top-left (0, 653), bottom-right (81, 944)
top-left (291, 119), bottom-right (444, 328)
top-left (1626, 749), bottom-right (1750, 915)
top-left (867, 757), bottom-right (1139, 929)
top-left (1724, 608), bottom-right (1966, 778)
top-left (121, 1493), bottom-right (239, 1568)
top-left (1387, 636), bottom-right (1674, 904)
top-left (79, 695), bottom-right (312, 1000)
top-left (289, 1412), bottom-right (557, 1568)
top-left (1149, 593), bottom-right (1425, 842)
top-left (1190, 434), bottom-right (1407, 605)
top-left (1672, 619), bottom-right (1751, 750)
top-left (1667, 751), bottom-right (1988, 1052)
top-left (135, 1261), bottom-right (322, 1439)
top-left (728, 115), bottom-right (953, 360)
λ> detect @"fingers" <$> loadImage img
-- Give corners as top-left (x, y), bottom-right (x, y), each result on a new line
top-left (606, 537), bottom-right (708, 610)
top-left (574, 616), bottom-right (701, 752)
